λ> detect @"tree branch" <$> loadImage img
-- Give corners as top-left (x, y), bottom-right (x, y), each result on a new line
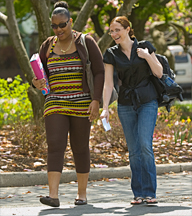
top-left (117, 0), bottom-right (138, 16)
top-left (73, 0), bottom-right (97, 31)
top-left (169, 21), bottom-right (190, 47)
top-left (0, 12), bottom-right (8, 28)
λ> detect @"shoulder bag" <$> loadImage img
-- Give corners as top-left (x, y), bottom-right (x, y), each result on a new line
top-left (138, 41), bottom-right (183, 112)
top-left (80, 34), bottom-right (118, 108)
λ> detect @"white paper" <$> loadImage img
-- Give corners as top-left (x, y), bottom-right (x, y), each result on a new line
top-left (102, 118), bottom-right (111, 131)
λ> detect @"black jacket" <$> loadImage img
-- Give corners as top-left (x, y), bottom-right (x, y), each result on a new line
top-left (103, 38), bottom-right (158, 109)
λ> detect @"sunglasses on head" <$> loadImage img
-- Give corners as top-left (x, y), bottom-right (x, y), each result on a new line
top-left (51, 20), bottom-right (69, 29)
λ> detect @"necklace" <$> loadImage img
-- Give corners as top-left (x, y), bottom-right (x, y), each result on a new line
top-left (58, 36), bottom-right (73, 54)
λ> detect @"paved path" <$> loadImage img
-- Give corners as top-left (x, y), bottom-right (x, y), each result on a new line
top-left (1, 172), bottom-right (191, 216)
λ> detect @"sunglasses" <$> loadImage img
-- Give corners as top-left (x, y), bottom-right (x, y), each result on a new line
top-left (51, 20), bottom-right (69, 29)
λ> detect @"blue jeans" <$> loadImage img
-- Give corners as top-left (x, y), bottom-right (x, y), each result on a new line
top-left (118, 99), bottom-right (158, 198)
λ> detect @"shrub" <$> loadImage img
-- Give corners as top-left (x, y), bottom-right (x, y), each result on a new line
top-left (12, 118), bottom-right (47, 158)
top-left (174, 102), bottom-right (192, 119)
top-left (155, 106), bottom-right (192, 144)
top-left (0, 76), bottom-right (33, 128)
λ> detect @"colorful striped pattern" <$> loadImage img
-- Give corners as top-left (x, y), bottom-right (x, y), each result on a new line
top-left (44, 38), bottom-right (91, 117)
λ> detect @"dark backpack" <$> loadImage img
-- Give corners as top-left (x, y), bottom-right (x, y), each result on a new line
top-left (150, 54), bottom-right (184, 112)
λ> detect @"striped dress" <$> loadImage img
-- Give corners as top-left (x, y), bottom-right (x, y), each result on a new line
top-left (44, 37), bottom-right (92, 117)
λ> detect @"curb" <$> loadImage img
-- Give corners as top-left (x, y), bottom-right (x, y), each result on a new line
top-left (0, 162), bottom-right (191, 187)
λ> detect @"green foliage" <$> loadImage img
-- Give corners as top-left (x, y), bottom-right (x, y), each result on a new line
top-left (153, 0), bottom-right (192, 33)
top-left (0, 76), bottom-right (33, 128)
top-left (174, 102), bottom-right (192, 119)
top-left (69, 0), bottom-right (86, 8)
top-left (0, 0), bottom-right (6, 14)
top-left (133, 0), bottom-right (169, 20)
top-left (13, 0), bottom-right (33, 20)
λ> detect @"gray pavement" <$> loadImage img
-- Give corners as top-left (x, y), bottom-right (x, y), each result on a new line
top-left (0, 170), bottom-right (192, 216)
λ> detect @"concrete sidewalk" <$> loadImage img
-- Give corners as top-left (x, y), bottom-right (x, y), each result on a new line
top-left (1, 162), bottom-right (192, 187)
top-left (0, 172), bottom-right (192, 216)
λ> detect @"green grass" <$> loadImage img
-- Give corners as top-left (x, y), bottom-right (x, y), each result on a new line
top-left (174, 101), bottom-right (192, 119)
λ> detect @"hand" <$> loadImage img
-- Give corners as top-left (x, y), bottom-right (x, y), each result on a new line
top-left (137, 47), bottom-right (150, 59)
top-left (32, 77), bottom-right (46, 90)
top-left (87, 100), bottom-right (100, 122)
top-left (100, 109), bottom-right (109, 123)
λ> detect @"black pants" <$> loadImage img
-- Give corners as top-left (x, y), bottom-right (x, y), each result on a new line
top-left (45, 114), bottom-right (91, 173)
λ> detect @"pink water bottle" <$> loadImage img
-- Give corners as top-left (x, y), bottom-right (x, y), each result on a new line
top-left (30, 53), bottom-right (50, 95)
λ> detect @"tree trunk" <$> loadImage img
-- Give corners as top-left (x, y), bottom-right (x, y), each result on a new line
top-left (128, 0), bottom-right (170, 41)
top-left (91, 14), bottom-right (104, 37)
top-left (27, 86), bottom-right (44, 121)
top-left (128, 9), bottom-right (149, 41)
top-left (30, 0), bottom-right (51, 47)
top-left (2, 0), bottom-right (45, 120)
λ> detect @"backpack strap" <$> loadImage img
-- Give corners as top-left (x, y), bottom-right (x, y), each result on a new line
top-left (80, 33), bottom-right (90, 62)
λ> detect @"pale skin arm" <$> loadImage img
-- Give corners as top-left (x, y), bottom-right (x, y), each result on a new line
top-left (137, 48), bottom-right (163, 78)
top-left (100, 63), bottom-right (114, 123)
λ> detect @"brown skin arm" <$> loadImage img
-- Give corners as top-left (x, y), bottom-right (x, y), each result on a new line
top-left (87, 100), bottom-right (100, 122)
top-left (32, 77), bottom-right (46, 90)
